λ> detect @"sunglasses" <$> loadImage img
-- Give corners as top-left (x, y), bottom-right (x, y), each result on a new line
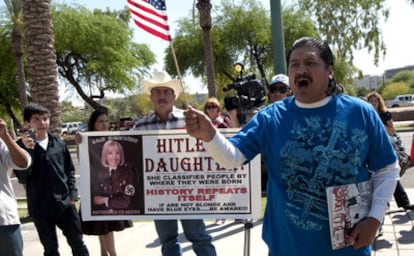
top-left (269, 86), bottom-right (288, 94)
top-left (206, 105), bottom-right (218, 109)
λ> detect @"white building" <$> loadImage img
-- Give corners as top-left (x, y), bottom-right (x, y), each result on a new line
top-left (354, 64), bottom-right (414, 90)
top-left (354, 75), bottom-right (383, 90)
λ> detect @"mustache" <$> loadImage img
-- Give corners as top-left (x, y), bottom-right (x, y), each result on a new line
top-left (157, 99), bottom-right (168, 104)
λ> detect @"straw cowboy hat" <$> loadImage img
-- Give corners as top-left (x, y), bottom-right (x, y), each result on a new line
top-left (143, 71), bottom-right (182, 99)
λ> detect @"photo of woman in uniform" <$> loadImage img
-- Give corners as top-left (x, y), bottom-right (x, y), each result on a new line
top-left (91, 140), bottom-right (139, 213)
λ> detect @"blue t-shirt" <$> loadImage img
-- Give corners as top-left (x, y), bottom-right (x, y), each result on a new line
top-left (229, 94), bottom-right (396, 256)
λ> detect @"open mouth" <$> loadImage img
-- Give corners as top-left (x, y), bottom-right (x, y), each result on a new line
top-left (297, 78), bottom-right (310, 88)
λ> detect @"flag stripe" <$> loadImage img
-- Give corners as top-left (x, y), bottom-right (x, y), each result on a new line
top-left (133, 20), bottom-right (171, 41)
top-left (129, 0), bottom-right (168, 24)
top-left (130, 9), bottom-right (170, 38)
top-left (128, 1), bottom-right (169, 28)
top-left (129, 6), bottom-right (170, 33)
top-left (127, 0), bottom-right (171, 41)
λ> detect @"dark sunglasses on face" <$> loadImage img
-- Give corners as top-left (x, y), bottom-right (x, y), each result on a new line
top-left (206, 105), bottom-right (218, 109)
top-left (269, 86), bottom-right (288, 94)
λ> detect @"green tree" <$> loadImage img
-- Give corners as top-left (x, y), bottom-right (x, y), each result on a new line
top-left (3, 0), bottom-right (27, 109)
top-left (389, 70), bottom-right (414, 89)
top-left (215, 0), bottom-right (273, 79)
top-left (381, 82), bottom-right (410, 99)
top-left (0, 25), bottom-right (22, 127)
top-left (60, 100), bottom-right (88, 123)
top-left (299, 0), bottom-right (389, 66)
top-left (331, 54), bottom-right (359, 87)
top-left (355, 86), bottom-right (370, 97)
top-left (282, 6), bottom-right (318, 51)
top-left (23, 0), bottom-right (61, 134)
top-left (165, 0), bottom-right (319, 94)
top-left (104, 96), bottom-right (140, 122)
top-left (52, 4), bottom-right (156, 111)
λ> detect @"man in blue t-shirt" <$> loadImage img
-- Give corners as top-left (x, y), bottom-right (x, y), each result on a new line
top-left (184, 37), bottom-right (399, 256)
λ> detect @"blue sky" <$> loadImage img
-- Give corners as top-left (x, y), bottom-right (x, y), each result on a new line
top-left (353, 0), bottom-right (414, 75)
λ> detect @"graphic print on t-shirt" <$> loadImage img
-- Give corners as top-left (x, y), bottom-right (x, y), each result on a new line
top-left (280, 117), bottom-right (367, 231)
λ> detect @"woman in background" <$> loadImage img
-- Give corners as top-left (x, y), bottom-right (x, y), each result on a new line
top-left (366, 92), bottom-right (414, 211)
top-left (78, 109), bottom-right (133, 256)
top-left (204, 97), bottom-right (232, 129)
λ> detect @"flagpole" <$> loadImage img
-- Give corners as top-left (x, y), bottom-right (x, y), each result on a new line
top-left (127, 0), bottom-right (188, 106)
top-left (169, 40), bottom-right (189, 107)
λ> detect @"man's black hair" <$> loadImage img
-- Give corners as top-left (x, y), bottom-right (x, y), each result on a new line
top-left (23, 103), bottom-right (50, 122)
top-left (286, 37), bottom-right (343, 96)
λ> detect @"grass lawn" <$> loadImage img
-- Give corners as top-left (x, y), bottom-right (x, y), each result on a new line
top-left (396, 127), bottom-right (413, 131)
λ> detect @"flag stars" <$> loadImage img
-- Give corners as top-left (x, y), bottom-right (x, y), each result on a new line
top-left (129, 0), bottom-right (171, 41)
top-left (148, 0), bottom-right (166, 11)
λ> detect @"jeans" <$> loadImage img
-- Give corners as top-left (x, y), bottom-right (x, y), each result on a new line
top-left (154, 219), bottom-right (216, 256)
top-left (0, 224), bottom-right (23, 256)
top-left (33, 204), bottom-right (89, 256)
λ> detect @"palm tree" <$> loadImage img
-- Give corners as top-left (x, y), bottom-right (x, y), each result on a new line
top-left (3, 0), bottom-right (28, 110)
top-left (196, 0), bottom-right (216, 97)
top-left (22, 0), bottom-right (61, 134)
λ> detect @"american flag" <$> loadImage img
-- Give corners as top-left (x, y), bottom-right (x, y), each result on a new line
top-left (127, 0), bottom-right (171, 41)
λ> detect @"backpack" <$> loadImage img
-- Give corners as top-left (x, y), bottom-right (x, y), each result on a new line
top-left (391, 134), bottom-right (411, 176)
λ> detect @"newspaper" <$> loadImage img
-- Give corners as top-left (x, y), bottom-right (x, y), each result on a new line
top-left (326, 180), bottom-right (372, 250)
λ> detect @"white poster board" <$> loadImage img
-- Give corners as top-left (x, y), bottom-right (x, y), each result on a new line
top-left (79, 129), bottom-right (261, 220)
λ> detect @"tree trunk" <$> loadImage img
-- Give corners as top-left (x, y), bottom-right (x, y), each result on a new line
top-left (11, 20), bottom-right (28, 110)
top-left (196, 0), bottom-right (216, 97)
top-left (22, 0), bottom-right (61, 135)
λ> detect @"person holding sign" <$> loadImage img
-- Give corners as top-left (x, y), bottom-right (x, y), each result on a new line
top-left (132, 71), bottom-right (216, 256)
top-left (184, 37), bottom-right (399, 256)
top-left (78, 109), bottom-right (133, 256)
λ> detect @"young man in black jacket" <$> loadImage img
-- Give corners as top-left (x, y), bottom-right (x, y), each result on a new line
top-left (15, 103), bottom-right (89, 256)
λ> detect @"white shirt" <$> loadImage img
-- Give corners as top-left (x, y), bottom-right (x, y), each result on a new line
top-left (0, 140), bottom-right (31, 226)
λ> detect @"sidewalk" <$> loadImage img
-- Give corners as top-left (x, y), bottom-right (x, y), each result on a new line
top-left (21, 190), bottom-right (414, 256)
top-left (21, 219), bottom-right (268, 255)
top-left (373, 188), bottom-right (414, 256)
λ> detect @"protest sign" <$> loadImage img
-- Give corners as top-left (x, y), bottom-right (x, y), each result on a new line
top-left (79, 129), bottom-right (261, 220)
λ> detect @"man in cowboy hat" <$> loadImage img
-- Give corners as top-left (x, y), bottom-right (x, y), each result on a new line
top-left (132, 71), bottom-right (217, 256)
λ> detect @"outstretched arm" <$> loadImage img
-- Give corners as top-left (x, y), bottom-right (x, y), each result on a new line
top-left (185, 106), bottom-right (247, 168)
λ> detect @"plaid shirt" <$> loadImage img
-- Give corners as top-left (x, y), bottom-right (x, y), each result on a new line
top-left (132, 107), bottom-right (186, 131)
